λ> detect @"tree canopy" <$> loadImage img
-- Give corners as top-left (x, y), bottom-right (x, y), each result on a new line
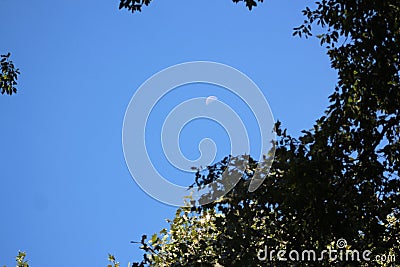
top-left (118, 0), bottom-right (264, 13)
top-left (129, 0), bottom-right (400, 266)
top-left (2, 252), bottom-right (29, 267)
top-left (0, 53), bottom-right (20, 95)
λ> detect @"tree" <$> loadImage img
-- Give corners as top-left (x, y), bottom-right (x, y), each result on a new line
top-left (128, 0), bottom-right (400, 266)
top-left (118, 0), bottom-right (264, 13)
top-left (2, 252), bottom-right (30, 267)
top-left (0, 53), bottom-right (20, 95)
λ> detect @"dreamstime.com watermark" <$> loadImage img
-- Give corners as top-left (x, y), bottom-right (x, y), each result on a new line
top-left (257, 238), bottom-right (396, 264)
top-left (122, 61), bottom-right (276, 206)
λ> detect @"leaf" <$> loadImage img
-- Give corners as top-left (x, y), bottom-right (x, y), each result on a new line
top-left (151, 233), bottom-right (158, 243)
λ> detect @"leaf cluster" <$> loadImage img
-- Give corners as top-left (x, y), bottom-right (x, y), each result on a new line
top-left (0, 53), bottom-right (20, 95)
top-left (118, 0), bottom-right (264, 13)
top-left (2, 252), bottom-right (29, 267)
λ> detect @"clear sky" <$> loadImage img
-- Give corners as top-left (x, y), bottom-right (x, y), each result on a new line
top-left (0, 0), bottom-right (337, 266)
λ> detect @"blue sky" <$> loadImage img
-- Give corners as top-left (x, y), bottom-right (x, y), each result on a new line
top-left (0, 0), bottom-right (336, 266)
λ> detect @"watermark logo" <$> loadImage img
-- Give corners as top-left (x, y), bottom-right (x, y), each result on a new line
top-left (257, 238), bottom-right (396, 264)
top-left (336, 238), bottom-right (347, 249)
top-left (122, 61), bottom-right (275, 206)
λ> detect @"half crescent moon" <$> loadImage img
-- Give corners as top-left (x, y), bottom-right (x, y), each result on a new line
top-left (205, 95), bottom-right (218, 105)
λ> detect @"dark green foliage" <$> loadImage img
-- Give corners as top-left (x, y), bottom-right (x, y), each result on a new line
top-left (231, 0), bottom-right (264, 11)
top-left (118, 0), bottom-right (264, 13)
top-left (118, 0), bottom-right (152, 13)
top-left (2, 252), bottom-right (29, 267)
top-left (130, 0), bottom-right (400, 266)
top-left (0, 53), bottom-right (20, 95)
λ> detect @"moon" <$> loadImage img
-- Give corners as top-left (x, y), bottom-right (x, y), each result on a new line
top-left (205, 95), bottom-right (218, 105)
